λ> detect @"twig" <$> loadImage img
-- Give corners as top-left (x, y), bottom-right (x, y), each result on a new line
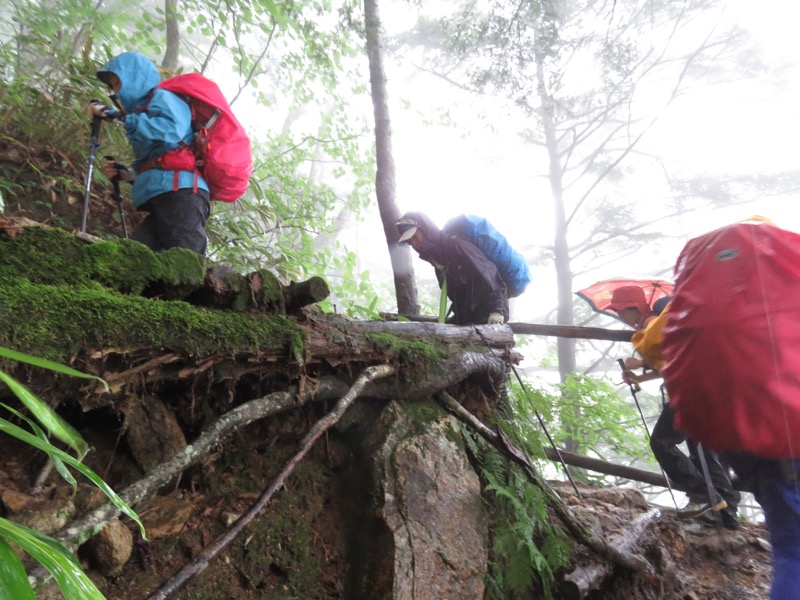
top-left (146, 364), bottom-right (396, 600)
top-left (437, 391), bottom-right (655, 575)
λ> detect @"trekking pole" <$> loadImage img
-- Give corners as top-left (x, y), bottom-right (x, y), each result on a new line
top-left (696, 442), bottom-right (738, 583)
top-left (80, 116), bottom-right (103, 233)
top-left (617, 358), bottom-right (679, 508)
top-left (511, 365), bottom-right (582, 499)
top-left (104, 155), bottom-right (128, 238)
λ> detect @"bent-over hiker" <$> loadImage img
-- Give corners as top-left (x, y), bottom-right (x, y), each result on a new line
top-left (396, 211), bottom-right (508, 325)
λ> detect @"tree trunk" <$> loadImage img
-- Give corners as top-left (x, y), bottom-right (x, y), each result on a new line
top-left (162, 0), bottom-right (180, 72)
top-left (364, 0), bottom-right (418, 315)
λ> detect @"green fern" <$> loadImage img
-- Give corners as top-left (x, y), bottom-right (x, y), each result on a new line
top-left (468, 437), bottom-right (569, 599)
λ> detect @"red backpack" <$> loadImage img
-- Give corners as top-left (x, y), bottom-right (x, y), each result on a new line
top-left (661, 219), bottom-right (800, 459)
top-left (145, 73), bottom-right (253, 202)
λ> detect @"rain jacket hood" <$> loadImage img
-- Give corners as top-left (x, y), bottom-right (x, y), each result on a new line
top-left (97, 51), bottom-right (161, 113)
top-left (397, 211), bottom-right (444, 262)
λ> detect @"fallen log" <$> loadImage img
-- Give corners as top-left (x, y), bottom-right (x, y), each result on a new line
top-left (558, 507), bottom-right (661, 600)
top-left (508, 322), bottom-right (632, 342)
top-left (539, 449), bottom-right (749, 494)
top-left (379, 313), bottom-right (633, 342)
top-left (283, 276), bottom-right (330, 312)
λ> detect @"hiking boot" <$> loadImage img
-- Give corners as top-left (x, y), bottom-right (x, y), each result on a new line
top-left (698, 509), bottom-right (741, 531)
top-left (677, 499), bottom-right (728, 520)
top-left (720, 510), bottom-right (741, 531)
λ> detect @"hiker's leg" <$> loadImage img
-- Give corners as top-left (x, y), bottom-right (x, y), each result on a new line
top-left (650, 405), bottom-right (707, 501)
top-left (131, 211), bottom-right (164, 252)
top-left (753, 460), bottom-right (800, 600)
top-left (688, 441), bottom-right (738, 512)
top-left (147, 189), bottom-right (210, 256)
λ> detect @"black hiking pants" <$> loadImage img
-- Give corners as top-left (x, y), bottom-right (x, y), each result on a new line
top-left (651, 403), bottom-right (738, 513)
top-left (133, 188), bottom-right (210, 256)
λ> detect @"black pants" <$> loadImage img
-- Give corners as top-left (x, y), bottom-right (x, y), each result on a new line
top-left (133, 188), bottom-right (210, 256)
top-left (651, 404), bottom-right (738, 513)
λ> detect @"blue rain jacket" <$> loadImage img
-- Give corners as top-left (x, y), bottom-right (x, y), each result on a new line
top-left (97, 52), bottom-right (208, 207)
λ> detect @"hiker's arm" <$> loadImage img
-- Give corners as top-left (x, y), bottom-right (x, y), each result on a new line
top-left (124, 90), bottom-right (193, 165)
top-left (625, 370), bottom-right (662, 384)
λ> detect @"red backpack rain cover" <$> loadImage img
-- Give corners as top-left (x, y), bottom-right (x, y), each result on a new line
top-left (158, 73), bottom-right (253, 202)
top-left (661, 220), bottom-right (800, 459)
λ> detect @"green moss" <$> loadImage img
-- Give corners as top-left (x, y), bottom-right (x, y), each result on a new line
top-left (155, 247), bottom-right (207, 289)
top-left (0, 227), bottom-right (88, 285)
top-left (84, 239), bottom-right (162, 294)
top-left (0, 226), bottom-right (302, 361)
top-left (0, 227), bottom-right (207, 297)
top-left (365, 331), bottom-right (445, 365)
top-left (0, 279), bottom-right (303, 361)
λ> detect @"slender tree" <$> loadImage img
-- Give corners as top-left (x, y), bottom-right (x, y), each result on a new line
top-left (364, 0), bottom-right (418, 314)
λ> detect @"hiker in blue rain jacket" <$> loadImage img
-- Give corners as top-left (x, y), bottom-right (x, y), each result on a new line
top-left (90, 51), bottom-right (210, 255)
top-left (396, 211), bottom-right (509, 325)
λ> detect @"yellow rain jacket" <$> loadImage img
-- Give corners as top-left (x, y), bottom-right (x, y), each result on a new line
top-left (632, 304), bottom-right (670, 371)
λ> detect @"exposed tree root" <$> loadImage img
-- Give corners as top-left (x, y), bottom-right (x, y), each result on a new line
top-left (437, 391), bottom-right (656, 577)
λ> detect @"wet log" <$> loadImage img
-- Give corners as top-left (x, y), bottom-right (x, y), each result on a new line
top-left (558, 507), bottom-right (661, 600)
top-left (541, 448), bottom-right (749, 494)
top-left (183, 267), bottom-right (285, 313)
top-left (311, 320), bottom-right (518, 366)
top-left (380, 313), bottom-right (632, 342)
top-left (188, 270), bottom-right (329, 314)
top-left (283, 276), bottom-right (330, 312)
top-left (508, 322), bottom-right (632, 342)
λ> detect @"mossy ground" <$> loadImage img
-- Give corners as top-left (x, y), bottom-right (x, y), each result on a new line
top-left (0, 226), bottom-right (303, 363)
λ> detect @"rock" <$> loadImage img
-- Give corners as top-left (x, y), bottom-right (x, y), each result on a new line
top-left (355, 401), bottom-right (488, 600)
top-left (125, 395), bottom-right (187, 474)
top-left (83, 518), bottom-right (133, 577)
top-left (12, 497), bottom-right (75, 535)
top-left (755, 536), bottom-right (772, 552)
top-left (2, 488), bottom-right (35, 513)
top-left (138, 494), bottom-right (197, 540)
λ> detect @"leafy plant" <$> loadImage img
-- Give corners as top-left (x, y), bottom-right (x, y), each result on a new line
top-left (509, 372), bottom-right (652, 474)
top-left (0, 347), bottom-right (146, 599)
top-left (464, 431), bottom-right (570, 599)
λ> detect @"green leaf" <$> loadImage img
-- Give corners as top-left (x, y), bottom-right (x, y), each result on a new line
top-left (0, 348), bottom-right (108, 391)
top-left (0, 536), bottom-right (36, 600)
top-left (0, 419), bottom-right (147, 540)
top-left (0, 518), bottom-right (105, 600)
top-left (0, 403), bottom-right (77, 491)
top-left (0, 371), bottom-right (88, 459)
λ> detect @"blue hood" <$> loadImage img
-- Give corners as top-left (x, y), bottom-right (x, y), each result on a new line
top-left (97, 52), bottom-right (161, 112)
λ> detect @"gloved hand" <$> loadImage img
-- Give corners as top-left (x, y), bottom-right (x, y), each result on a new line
top-left (103, 157), bottom-right (133, 182)
top-left (624, 357), bottom-right (644, 370)
top-left (89, 100), bottom-right (124, 122)
top-left (487, 312), bottom-right (504, 325)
